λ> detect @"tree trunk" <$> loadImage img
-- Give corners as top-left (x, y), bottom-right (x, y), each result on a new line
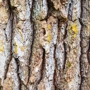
top-left (0, 0), bottom-right (90, 90)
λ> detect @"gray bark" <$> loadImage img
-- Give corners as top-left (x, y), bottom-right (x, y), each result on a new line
top-left (0, 0), bottom-right (90, 90)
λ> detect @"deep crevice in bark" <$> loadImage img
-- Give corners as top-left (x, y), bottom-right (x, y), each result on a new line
top-left (46, 0), bottom-right (55, 21)
top-left (68, 2), bottom-right (73, 21)
top-left (53, 44), bottom-right (57, 89)
top-left (79, 0), bottom-right (83, 89)
top-left (63, 0), bottom-right (74, 70)
top-left (63, 1), bottom-right (69, 70)
top-left (4, 14), bottom-right (13, 80)
top-left (47, 0), bottom-right (64, 20)
top-left (4, 0), bottom-right (14, 80)
top-left (47, 0), bottom-right (55, 16)
top-left (37, 48), bottom-right (46, 84)
top-left (63, 23), bottom-right (67, 70)
top-left (1, 0), bottom-right (89, 90)
top-left (15, 58), bottom-right (21, 90)
top-left (27, 0), bottom-right (35, 84)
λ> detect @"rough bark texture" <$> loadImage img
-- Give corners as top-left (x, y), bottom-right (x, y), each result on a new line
top-left (0, 0), bottom-right (90, 90)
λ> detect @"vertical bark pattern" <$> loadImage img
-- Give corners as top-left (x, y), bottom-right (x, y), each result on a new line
top-left (0, 0), bottom-right (90, 90)
top-left (80, 0), bottom-right (90, 90)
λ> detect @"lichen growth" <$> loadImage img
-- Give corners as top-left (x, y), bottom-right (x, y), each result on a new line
top-left (14, 42), bottom-right (18, 54)
top-left (72, 23), bottom-right (78, 38)
top-left (47, 24), bottom-right (51, 30)
top-left (68, 21), bottom-right (79, 38)
top-left (46, 33), bottom-right (52, 43)
top-left (0, 40), bottom-right (4, 52)
top-left (67, 62), bottom-right (71, 68)
top-left (0, 45), bottom-right (4, 52)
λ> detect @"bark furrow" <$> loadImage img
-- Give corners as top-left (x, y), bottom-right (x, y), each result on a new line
top-left (0, 0), bottom-right (90, 90)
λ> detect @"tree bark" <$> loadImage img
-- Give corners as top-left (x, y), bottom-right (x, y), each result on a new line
top-left (0, 0), bottom-right (90, 90)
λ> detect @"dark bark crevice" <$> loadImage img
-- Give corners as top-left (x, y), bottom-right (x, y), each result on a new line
top-left (63, 23), bottom-right (67, 70)
top-left (4, 14), bottom-right (13, 80)
top-left (63, 0), bottom-right (74, 70)
top-left (47, 0), bottom-right (55, 16)
top-left (27, 0), bottom-right (35, 85)
top-left (33, 0), bottom-right (54, 22)
top-left (68, 2), bottom-right (73, 21)
top-left (47, 0), bottom-right (67, 21)
top-left (2, 0), bottom-right (90, 89)
top-left (14, 58), bottom-right (21, 90)
top-left (79, 0), bottom-right (84, 89)
top-left (4, 0), bottom-right (14, 80)
top-left (53, 44), bottom-right (57, 89)
top-left (37, 48), bottom-right (46, 84)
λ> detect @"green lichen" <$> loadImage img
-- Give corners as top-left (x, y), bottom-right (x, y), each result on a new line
top-left (67, 62), bottom-right (71, 68)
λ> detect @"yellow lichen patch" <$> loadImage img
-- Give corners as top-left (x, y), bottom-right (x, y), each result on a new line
top-left (20, 46), bottom-right (24, 51)
top-left (73, 34), bottom-right (77, 38)
top-left (47, 24), bottom-right (51, 30)
top-left (72, 23), bottom-right (78, 38)
top-left (72, 24), bottom-right (78, 34)
top-left (0, 44), bottom-right (4, 52)
top-left (14, 42), bottom-right (18, 54)
top-left (46, 33), bottom-right (52, 43)
top-left (0, 40), bottom-right (4, 52)
top-left (68, 21), bottom-right (79, 38)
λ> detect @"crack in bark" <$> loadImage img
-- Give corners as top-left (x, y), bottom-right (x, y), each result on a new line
top-left (68, 2), bottom-right (72, 21)
top-left (79, 0), bottom-right (84, 89)
top-left (53, 44), bottom-right (57, 89)
top-left (4, 14), bottom-right (13, 79)
top-left (4, 0), bottom-right (14, 79)
top-left (63, 0), bottom-right (74, 70)
top-left (14, 58), bottom-right (21, 90)
top-left (47, 0), bottom-right (54, 18)
top-left (2, 0), bottom-right (88, 90)
top-left (63, 23), bottom-right (67, 70)
top-left (27, 0), bottom-right (35, 84)
top-left (37, 48), bottom-right (46, 84)
top-left (79, 0), bottom-right (90, 89)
